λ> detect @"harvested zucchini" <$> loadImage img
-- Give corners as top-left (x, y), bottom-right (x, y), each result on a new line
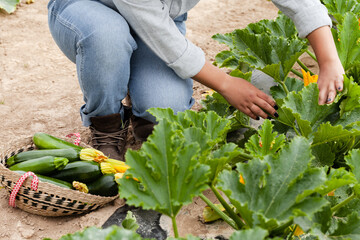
top-left (6, 148), bottom-right (80, 166)
top-left (9, 156), bottom-right (69, 175)
top-left (13, 170), bottom-right (73, 189)
top-left (51, 161), bottom-right (102, 183)
top-left (33, 132), bottom-right (83, 151)
top-left (73, 174), bottom-right (118, 197)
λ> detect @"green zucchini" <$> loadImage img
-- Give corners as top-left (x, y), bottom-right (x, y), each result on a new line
top-left (13, 170), bottom-right (73, 189)
top-left (74, 174), bottom-right (118, 197)
top-left (33, 132), bottom-right (83, 151)
top-left (9, 156), bottom-right (69, 175)
top-left (50, 161), bottom-right (102, 183)
top-left (6, 148), bottom-right (80, 166)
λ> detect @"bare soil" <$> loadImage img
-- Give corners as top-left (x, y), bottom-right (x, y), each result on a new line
top-left (0, 1), bottom-right (280, 239)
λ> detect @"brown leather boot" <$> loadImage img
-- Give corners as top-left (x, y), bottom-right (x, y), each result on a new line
top-left (90, 111), bottom-right (130, 161)
top-left (131, 116), bottom-right (155, 142)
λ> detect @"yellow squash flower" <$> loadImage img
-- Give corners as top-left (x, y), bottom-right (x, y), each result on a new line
top-left (239, 175), bottom-right (245, 184)
top-left (80, 148), bottom-right (131, 173)
top-left (301, 69), bottom-right (318, 86)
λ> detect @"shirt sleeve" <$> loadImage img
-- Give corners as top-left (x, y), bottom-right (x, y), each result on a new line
top-left (112, 0), bottom-right (205, 79)
top-left (271, 0), bottom-right (332, 38)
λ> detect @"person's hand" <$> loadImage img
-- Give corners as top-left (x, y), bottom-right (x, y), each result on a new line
top-left (306, 26), bottom-right (345, 105)
top-left (193, 61), bottom-right (278, 120)
top-left (317, 59), bottom-right (345, 104)
top-left (218, 75), bottom-right (278, 120)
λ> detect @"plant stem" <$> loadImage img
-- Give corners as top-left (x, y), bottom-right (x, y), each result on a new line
top-left (171, 216), bottom-right (179, 238)
top-left (291, 69), bottom-right (303, 78)
top-left (292, 126), bottom-right (301, 136)
top-left (279, 81), bottom-right (290, 95)
top-left (306, 49), bottom-right (317, 62)
top-left (331, 193), bottom-right (356, 215)
top-left (210, 185), bottom-right (245, 229)
top-left (270, 219), bottom-right (293, 237)
top-left (297, 60), bottom-right (315, 76)
top-left (199, 193), bottom-right (238, 230)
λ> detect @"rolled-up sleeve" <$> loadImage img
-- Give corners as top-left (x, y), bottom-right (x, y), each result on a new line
top-left (112, 0), bottom-right (205, 79)
top-left (272, 0), bottom-right (332, 38)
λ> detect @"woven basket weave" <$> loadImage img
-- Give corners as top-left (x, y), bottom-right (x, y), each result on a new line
top-left (0, 136), bottom-right (123, 217)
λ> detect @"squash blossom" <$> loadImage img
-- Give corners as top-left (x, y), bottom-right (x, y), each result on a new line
top-left (201, 89), bottom-right (215, 97)
top-left (80, 148), bottom-right (130, 173)
top-left (290, 225), bottom-right (305, 237)
top-left (80, 148), bottom-right (108, 162)
top-left (239, 174), bottom-right (245, 184)
top-left (73, 181), bottom-right (89, 193)
top-left (301, 69), bottom-right (318, 86)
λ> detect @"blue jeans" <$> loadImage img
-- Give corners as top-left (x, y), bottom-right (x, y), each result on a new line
top-left (47, 0), bottom-right (194, 126)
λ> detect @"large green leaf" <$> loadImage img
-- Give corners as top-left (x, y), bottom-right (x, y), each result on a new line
top-left (270, 77), bottom-right (304, 100)
top-left (282, 84), bottom-right (338, 136)
top-left (315, 168), bottom-right (357, 196)
top-left (322, 0), bottom-right (360, 24)
top-left (217, 137), bottom-right (328, 230)
top-left (332, 12), bottom-right (360, 71)
top-left (52, 226), bottom-right (146, 240)
top-left (245, 119), bottom-right (286, 158)
top-left (232, 30), bottom-right (307, 82)
top-left (311, 122), bottom-right (360, 148)
top-left (118, 119), bottom-right (210, 217)
top-left (148, 108), bottom-right (231, 144)
top-left (229, 227), bottom-right (270, 240)
top-left (0, 0), bottom-right (19, 13)
top-left (339, 76), bottom-right (360, 117)
top-left (245, 13), bottom-right (299, 39)
top-left (344, 150), bottom-right (360, 195)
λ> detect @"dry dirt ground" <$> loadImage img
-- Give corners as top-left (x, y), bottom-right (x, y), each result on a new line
top-left (0, 1), bottom-right (281, 239)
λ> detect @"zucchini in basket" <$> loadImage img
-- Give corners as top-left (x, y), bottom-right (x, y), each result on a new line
top-left (9, 156), bottom-right (69, 175)
top-left (33, 132), bottom-right (83, 151)
top-left (13, 170), bottom-right (73, 189)
top-left (50, 161), bottom-right (102, 183)
top-left (6, 148), bottom-right (80, 166)
top-left (73, 174), bottom-right (118, 197)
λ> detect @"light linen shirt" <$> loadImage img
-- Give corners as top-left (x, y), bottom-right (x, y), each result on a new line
top-left (109, 0), bottom-right (331, 79)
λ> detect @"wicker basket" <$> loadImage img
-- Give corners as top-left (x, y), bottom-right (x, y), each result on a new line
top-left (0, 136), bottom-right (123, 217)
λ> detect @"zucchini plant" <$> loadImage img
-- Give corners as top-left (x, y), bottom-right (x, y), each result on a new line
top-left (50, 1), bottom-right (360, 239)
top-left (0, 0), bottom-right (19, 13)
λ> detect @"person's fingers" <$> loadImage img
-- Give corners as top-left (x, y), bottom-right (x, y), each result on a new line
top-left (250, 104), bottom-right (268, 119)
top-left (257, 91), bottom-right (276, 107)
top-left (254, 96), bottom-right (278, 118)
top-left (326, 89), bottom-right (337, 104)
top-left (318, 87), bottom-right (328, 105)
top-left (335, 77), bottom-right (344, 92)
top-left (243, 107), bottom-right (258, 120)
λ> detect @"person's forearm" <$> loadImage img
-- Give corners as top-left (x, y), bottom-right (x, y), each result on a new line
top-left (192, 61), bottom-right (230, 94)
top-left (306, 26), bottom-right (341, 68)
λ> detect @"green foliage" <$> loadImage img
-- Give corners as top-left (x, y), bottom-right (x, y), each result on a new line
top-left (121, 211), bottom-right (139, 232)
top-left (332, 12), bottom-right (360, 72)
top-left (118, 119), bottom-right (210, 217)
top-left (51, 225), bottom-right (147, 240)
top-left (245, 119), bottom-right (286, 158)
top-left (322, 0), bottom-right (360, 24)
top-left (0, 0), bottom-right (19, 13)
top-left (213, 13), bottom-right (308, 83)
top-left (217, 137), bottom-right (328, 231)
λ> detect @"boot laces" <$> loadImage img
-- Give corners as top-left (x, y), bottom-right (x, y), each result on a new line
top-left (90, 127), bottom-right (128, 147)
